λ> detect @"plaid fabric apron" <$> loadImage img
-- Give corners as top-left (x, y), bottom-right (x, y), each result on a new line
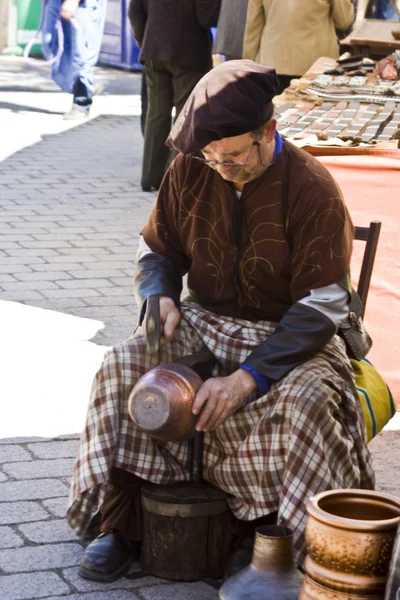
top-left (67, 303), bottom-right (375, 562)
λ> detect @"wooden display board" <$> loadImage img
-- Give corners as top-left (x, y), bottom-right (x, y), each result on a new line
top-left (341, 19), bottom-right (400, 56)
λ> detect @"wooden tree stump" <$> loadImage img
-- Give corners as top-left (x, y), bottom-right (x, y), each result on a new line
top-left (140, 482), bottom-right (233, 581)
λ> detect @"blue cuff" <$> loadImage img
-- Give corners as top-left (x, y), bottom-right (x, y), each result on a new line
top-left (240, 365), bottom-right (275, 395)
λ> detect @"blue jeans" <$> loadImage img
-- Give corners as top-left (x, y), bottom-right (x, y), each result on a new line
top-left (42, 0), bottom-right (107, 100)
top-left (373, 0), bottom-right (399, 20)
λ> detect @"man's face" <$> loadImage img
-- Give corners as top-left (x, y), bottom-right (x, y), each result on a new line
top-left (200, 120), bottom-right (276, 185)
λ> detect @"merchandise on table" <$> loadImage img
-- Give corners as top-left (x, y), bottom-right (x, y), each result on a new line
top-left (275, 55), bottom-right (400, 147)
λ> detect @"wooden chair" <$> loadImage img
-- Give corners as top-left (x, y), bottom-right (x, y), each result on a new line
top-left (355, 221), bottom-right (381, 317)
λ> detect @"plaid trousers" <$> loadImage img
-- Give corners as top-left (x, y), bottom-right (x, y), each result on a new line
top-left (67, 303), bottom-right (375, 562)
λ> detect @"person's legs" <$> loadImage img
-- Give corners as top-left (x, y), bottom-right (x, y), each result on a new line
top-left (140, 71), bottom-right (148, 137)
top-left (159, 65), bottom-right (205, 168)
top-left (141, 60), bottom-right (174, 191)
top-left (99, 468), bottom-right (143, 540)
top-left (79, 468), bottom-right (143, 582)
top-left (171, 65), bottom-right (205, 118)
top-left (63, 0), bottom-right (107, 118)
top-left (68, 321), bottom-right (206, 580)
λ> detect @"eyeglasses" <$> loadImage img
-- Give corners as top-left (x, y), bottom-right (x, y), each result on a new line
top-left (193, 141), bottom-right (263, 167)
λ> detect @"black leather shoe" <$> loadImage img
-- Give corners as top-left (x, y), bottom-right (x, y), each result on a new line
top-left (142, 186), bottom-right (159, 192)
top-left (79, 531), bottom-right (141, 582)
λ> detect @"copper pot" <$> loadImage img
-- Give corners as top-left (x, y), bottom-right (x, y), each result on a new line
top-left (128, 362), bottom-right (203, 441)
top-left (219, 525), bottom-right (303, 599)
top-left (300, 489), bottom-right (400, 600)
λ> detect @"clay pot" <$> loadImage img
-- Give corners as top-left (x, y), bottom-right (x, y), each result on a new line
top-left (219, 525), bottom-right (303, 600)
top-left (300, 489), bottom-right (400, 600)
top-left (128, 362), bottom-right (203, 441)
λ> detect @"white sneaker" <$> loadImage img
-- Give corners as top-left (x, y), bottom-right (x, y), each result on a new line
top-left (63, 103), bottom-right (90, 120)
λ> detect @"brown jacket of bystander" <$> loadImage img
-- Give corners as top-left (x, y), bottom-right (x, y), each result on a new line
top-left (243, 0), bottom-right (355, 77)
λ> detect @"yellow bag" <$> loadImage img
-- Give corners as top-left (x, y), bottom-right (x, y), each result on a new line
top-left (351, 358), bottom-right (396, 442)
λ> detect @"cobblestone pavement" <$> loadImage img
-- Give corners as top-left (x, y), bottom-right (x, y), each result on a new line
top-left (0, 57), bottom-right (399, 600)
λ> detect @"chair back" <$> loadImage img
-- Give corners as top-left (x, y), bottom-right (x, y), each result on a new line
top-left (354, 221), bottom-right (381, 317)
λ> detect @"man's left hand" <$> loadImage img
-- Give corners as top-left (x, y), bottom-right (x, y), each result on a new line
top-left (192, 369), bottom-right (257, 432)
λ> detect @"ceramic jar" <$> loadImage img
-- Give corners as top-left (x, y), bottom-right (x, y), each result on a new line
top-left (219, 525), bottom-right (303, 600)
top-left (300, 489), bottom-right (400, 600)
top-left (128, 362), bottom-right (203, 441)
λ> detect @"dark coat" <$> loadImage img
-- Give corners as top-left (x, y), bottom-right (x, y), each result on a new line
top-left (128, 0), bottom-right (221, 72)
top-left (213, 0), bottom-right (249, 59)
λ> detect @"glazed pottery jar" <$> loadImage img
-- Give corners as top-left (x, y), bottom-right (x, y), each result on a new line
top-left (219, 525), bottom-right (303, 600)
top-left (300, 489), bottom-right (400, 600)
top-left (128, 363), bottom-right (203, 441)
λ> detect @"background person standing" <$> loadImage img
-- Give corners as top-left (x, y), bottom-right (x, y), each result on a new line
top-left (128, 0), bottom-right (220, 192)
top-left (213, 0), bottom-right (249, 61)
top-left (355, 0), bottom-right (399, 20)
top-left (243, 0), bottom-right (355, 94)
top-left (42, 0), bottom-right (107, 119)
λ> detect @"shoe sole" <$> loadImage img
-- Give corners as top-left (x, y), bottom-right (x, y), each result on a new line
top-left (78, 556), bottom-right (133, 582)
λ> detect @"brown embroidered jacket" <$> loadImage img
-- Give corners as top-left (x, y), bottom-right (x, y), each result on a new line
top-left (142, 141), bottom-right (354, 323)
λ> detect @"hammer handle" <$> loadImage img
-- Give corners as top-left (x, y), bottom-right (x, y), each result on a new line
top-left (143, 295), bottom-right (161, 354)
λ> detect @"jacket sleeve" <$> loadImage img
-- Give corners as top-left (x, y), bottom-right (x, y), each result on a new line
top-left (134, 253), bottom-right (185, 324)
top-left (133, 156), bottom-right (191, 323)
top-left (242, 282), bottom-right (349, 384)
top-left (128, 0), bottom-right (147, 47)
top-left (242, 0), bottom-right (265, 61)
top-left (331, 0), bottom-right (355, 30)
top-left (195, 0), bottom-right (221, 29)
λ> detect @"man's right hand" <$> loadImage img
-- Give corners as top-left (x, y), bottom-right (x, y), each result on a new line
top-left (159, 296), bottom-right (180, 344)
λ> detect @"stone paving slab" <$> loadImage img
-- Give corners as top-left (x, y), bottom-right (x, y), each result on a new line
top-left (0, 501), bottom-right (50, 525)
top-left (60, 566), bottom-right (171, 595)
top-left (43, 593), bottom-right (140, 600)
top-left (27, 441), bottom-right (79, 460)
top-left (0, 572), bottom-right (71, 600)
top-left (0, 526), bottom-right (24, 548)
top-left (0, 543), bottom-right (84, 573)
top-left (0, 479), bottom-right (69, 501)
top-left (41, 498), bottom-right (69, 519)
top-left (18, 519), bottom-right (78, 544)
top-left (3, 459), bottom-right (76, 479)
top-left (139, 582), bottom-right (219, 600)
top-left (0, 445), bottom-right (32, 463)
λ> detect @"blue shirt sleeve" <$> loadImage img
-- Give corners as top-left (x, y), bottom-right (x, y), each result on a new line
top-left (240, 365), bottom-right (275, 395)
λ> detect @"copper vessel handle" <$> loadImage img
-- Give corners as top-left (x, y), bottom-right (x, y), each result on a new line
top-left (143, 295), bottom-right (161, 354)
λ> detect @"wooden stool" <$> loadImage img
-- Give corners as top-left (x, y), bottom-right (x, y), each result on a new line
top-left (140, 481), bottom-right (233, 580)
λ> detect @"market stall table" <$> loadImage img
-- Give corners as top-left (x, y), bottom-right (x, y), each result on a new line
top-left (275, 58), bottom-right (400, 407)
top-left (275, 57), bottom-right (400, 152)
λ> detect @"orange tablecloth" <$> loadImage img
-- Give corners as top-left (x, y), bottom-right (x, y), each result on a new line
top-left (318, 153), bottom-right (400, 406)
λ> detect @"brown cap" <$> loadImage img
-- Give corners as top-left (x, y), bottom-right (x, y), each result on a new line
top-left (166, 60), bottom-right (278, 154)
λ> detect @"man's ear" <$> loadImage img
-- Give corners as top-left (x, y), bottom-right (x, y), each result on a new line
top-left (264, 118), bottom-right (277, 143)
